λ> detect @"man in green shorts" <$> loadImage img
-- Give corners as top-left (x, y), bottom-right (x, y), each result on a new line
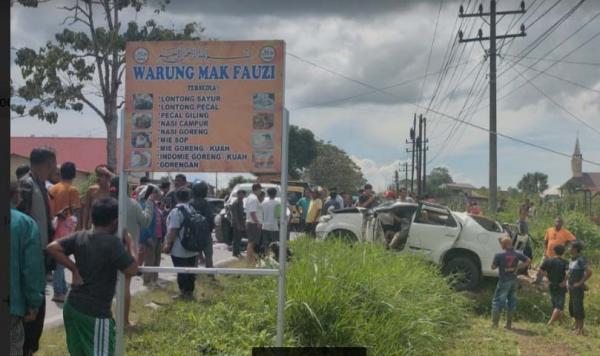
top-left (47, 197), bottom-right (138, 355)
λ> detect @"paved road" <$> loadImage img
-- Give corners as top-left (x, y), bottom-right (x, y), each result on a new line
top-left (44, 242), bottom-right (236, 328)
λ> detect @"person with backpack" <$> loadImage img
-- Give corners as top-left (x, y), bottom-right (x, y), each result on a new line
top-left (190, 181), bottom-right (216, 268)
top-left (163, 188), bottom-right (202, 300)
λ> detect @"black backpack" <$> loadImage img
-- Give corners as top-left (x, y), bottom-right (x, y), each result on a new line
top-left (177, 206), bottom-right (211, 252)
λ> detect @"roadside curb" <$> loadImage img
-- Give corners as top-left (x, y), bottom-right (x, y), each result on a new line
top-left (44, 255), bottom-right (242, 329)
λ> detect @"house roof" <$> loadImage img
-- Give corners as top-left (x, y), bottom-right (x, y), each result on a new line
top-left (562, 172), bottom-right (600, 192)
top-left (444, 182), bottom-right (477, 190)
top-left (11, 136), bottom-right (120, 173)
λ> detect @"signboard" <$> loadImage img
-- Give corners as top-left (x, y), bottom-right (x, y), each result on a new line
top-left (124, 40), bottom-right (285, 173)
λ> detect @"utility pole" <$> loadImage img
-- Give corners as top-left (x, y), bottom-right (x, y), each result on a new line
top-left (416, 114), bottom-right (423, 197)
top-left (458, 0), bottom-right (526, 215)
top-left (394, 170), bottom-right (400, 195)
top-left (422, 117), bottom-right (428, 195)
top-left (406, 114), bottom-right (417, 194)
top-left (398, 162), bottom-right (410, 191)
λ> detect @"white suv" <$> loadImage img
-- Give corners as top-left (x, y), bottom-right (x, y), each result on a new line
top-left (316, 201), bottom-right (529, 290)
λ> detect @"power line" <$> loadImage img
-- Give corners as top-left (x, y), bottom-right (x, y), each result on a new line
top-left (507, 58), bottom-right (600, 94)
top-left (418, 0), bottom-right (445, 104)
top-left (499, 5), bottom-right (600, 89)
top-left (290, 58), bottom-right (477, 111)
top-left (498, 0), bottom-right (586, 79)
top-left (502, 53), bottom-right (600, 66)
top-left (472, 27), bottom-right (600, 115)
top-left (287, 52), bottom-right (600, 167)
top-left (508, 63), bottom-right (600, 136)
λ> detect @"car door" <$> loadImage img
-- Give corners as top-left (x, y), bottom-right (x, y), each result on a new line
top-left (407, 204), bottom-right (461, 262)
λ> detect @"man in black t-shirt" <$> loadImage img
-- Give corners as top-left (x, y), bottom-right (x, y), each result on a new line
top-left (566, 241), bottom-right (592, 335)
top-left (538, 244), bottom-right (569, 326)
top-left (47, 197), bottom-right (138, 356)
top-left (190, 181), bottom-right (216, 268)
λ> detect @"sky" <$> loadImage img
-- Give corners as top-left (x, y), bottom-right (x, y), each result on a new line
top-left (10, 0), bottom-right (600, 191)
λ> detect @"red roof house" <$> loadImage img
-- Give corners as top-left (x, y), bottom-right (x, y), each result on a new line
top-left (11, 136), bottom-right (121, 173)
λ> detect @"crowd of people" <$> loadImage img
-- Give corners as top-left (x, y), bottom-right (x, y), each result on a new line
top-left (9, 147), bottom-right (232, 355)
top-left (9, 146), bottom-right (595, 355)
top-left (299, 184), bottom-right (415, 236)
top-left (491, 216), bottom-right (592, 335)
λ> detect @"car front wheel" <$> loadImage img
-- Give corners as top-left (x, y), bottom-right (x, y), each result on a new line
top-left (443, 257), bottom-right (480, 291)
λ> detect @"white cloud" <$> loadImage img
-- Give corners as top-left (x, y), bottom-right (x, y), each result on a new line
top-left (10, 0), bottom-right (600, 189)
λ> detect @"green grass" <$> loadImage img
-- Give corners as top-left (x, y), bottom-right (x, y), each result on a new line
top-left (38, 237), bottom-right (600, 356)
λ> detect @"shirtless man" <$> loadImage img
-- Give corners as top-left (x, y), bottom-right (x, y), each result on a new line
top-left (79, 165), bottom-right (115, 231)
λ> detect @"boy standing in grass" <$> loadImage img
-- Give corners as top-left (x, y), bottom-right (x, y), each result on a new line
top-left (47, 197), bottom-right (138, 356)
top-left (491, 236), bottom-right (531, 329)
top-left (567, 241), bottom-right (592, 335)
top-left (538, 244), bottom-right (569, 326)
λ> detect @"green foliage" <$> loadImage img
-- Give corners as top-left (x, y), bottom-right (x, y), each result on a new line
top-left (12, 0), bottom-right (203, 166)
top-left (305, 142), bottom-right (366, 192)
top-left (227, 175), bottom-right (254, 190)
top-left (517, 172), bottom-right (549, 195)
top-left (288, 125), bottom-right (318, 179)
top-left (284, 239), bottom-right (468, 355)
top-left (127, 238), bottom-right (468, 355)
top-left (426, 167), bottom-right (453, 197)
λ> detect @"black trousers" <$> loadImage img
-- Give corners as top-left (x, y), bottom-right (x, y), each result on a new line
top-left (171, 255), bottom-right (197, 293)
top-left (200, 240), bottom-right (213, 268)
top-left (23, 287), bottom-right (46, 355)
top-left (232, 227), bottom-right (244, 256)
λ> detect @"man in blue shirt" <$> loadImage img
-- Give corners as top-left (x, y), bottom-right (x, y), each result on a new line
top-left (10, 181), bottom-right (46, 356)
top-left (567, 241), bottom-right (592, 335)
top-left (491, 236), bottom-right (531, 329)
top-left (297, 190), bottom-right (311, 232)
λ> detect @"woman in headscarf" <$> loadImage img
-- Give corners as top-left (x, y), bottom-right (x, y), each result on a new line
top-left (138, 184), bottom-right (164, 287)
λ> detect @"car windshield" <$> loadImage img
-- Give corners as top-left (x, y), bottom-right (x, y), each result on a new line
top-left (470, 215), bottom-right (502, 232)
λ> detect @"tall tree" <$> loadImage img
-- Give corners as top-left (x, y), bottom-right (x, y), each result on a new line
top-left (288, 125), bottom-right (318, 179)
top-left (304, 141), bottom-right (366, 192)
top-left (517, 172), bottom-right (549, 195)
top-left (12, 0), bottom-right (203, 168)
top-left (425, 167), bottom-right (454, 197)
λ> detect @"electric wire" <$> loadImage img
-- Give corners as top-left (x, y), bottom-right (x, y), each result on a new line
top-left (279, 52), bottom-right (600, 167)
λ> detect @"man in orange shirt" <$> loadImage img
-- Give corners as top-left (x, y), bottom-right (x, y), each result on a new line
top-left (48, 162), bottom-right (81, 303)
top-left (544, 217), bottom-right (576, 259)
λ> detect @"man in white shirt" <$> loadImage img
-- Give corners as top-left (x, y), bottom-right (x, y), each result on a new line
top-left (245, 183), bottom-right (263, 265)
top-left (260, 188), bottom-right (281, 256)
top-left (163, 188), bottom-right (199, 300)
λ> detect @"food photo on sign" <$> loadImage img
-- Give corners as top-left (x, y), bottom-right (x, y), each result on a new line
top-left (131, 132), bottom-right (152, 148)
top-left (253, 113), bottom-right (274, 130)
top-left (252, 132), bottom-right (274, 150)
top-left (132, 112), bottom-right (153, 130)
top-left (133, 93), bottom-right (154, 110)
top-left (253, 92), bottom-right (275, 110)
top-left (131, 150), bottom-right (152, 169)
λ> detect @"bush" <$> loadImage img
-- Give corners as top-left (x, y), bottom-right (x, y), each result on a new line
top-left (127, 238), bottom-right (469, 355)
